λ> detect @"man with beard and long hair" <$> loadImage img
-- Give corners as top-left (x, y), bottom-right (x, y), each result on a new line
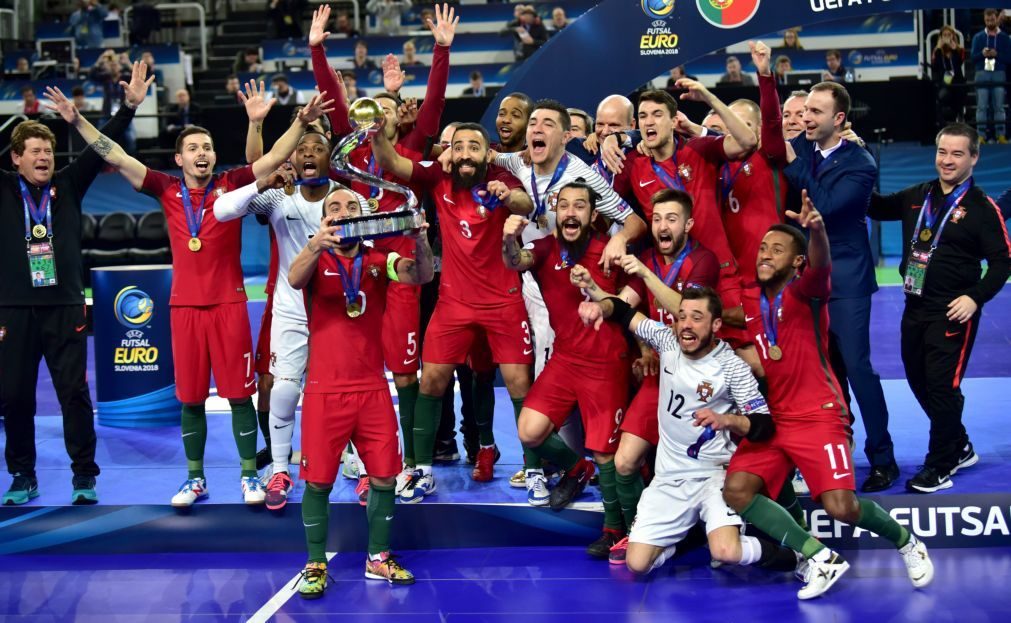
top-left (287, 187), bottom-right (434, 596)
top-left (502, 181), bottom-right (631, 553)
top-left (370, 120), bottom-right (536, 501)
top-left (577, 287), bottom-right (796, 576)
top-left (568, 188), bottom-right (719, 562)
top-left (723, 192), bottom-right (934, 600)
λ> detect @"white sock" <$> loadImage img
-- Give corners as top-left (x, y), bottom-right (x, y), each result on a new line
top-left (811, 548), bottom-right (832, 563)
top-left (648, 545), bottom-right (676, 573)
top-left (418, 464), bottom-right (432, 476)
top-left (268, 377), bottom-right (300, 474)
top-left (738, 535), bottom-right (762, 566)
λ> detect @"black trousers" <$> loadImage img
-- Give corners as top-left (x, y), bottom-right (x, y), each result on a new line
top-left (0, 305), bottom-right (98, 478)
top-left (900, 306), bottom-right (981, 473)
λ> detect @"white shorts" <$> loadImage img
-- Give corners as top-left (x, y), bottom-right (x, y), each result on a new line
top-left (628, 472), bottom-right (743, 548)
top-left (521, 271), bottom-right (555, 378)
top-left (268, 315), bottom-right (309, 381)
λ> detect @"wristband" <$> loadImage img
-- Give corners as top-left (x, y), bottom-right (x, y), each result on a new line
top-left (606, 296), bottom-right (636, 328)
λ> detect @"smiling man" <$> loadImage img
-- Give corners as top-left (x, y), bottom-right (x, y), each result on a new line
top-left (869, 123), bottom-right (1011, 493)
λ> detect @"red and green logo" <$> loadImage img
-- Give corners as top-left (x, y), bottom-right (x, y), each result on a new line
top-left (696, 0), bottom-right (760, 29)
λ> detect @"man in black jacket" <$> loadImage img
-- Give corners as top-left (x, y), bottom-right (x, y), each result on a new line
top-left (870, 123), bottom-right (1011, 494)
top-left (0, 61), bottom-right (154, 506)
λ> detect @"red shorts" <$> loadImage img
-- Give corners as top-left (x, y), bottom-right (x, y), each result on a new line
top-left (728, 417), bottom-right (856, 502)
top-left (254, 292), bottom-right (274, 376)
top-left (423, 299), bottom-right (533, 367)
top-left (383, 281), bottom-right (421, 375)
top-left (620, 373), bottom-right (659, 446)
top-left (523, 354), bottom-right (629, 454)
top-left (170, 303), bottom-right (255, 404)
top-left (467, 331), bottom-right (496, 373)
top-left (299, 389), bottom-right (402, 483)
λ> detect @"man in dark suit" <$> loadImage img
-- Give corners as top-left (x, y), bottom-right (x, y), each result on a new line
top-left (782, 81), bottom-right (898, 493)
top-left (461, 70), bottom-right (486, 97)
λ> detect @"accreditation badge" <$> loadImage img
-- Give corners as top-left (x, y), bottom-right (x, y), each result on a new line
top-left (902, 248), bottom-right (931, 297)
top-left (27, 241), bottom-right (58, 288)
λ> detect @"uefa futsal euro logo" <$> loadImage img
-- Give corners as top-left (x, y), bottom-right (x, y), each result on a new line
top-left (114, 286), bottom-right (154, 328)
top-left (642, 0), bottom-right (676, 20)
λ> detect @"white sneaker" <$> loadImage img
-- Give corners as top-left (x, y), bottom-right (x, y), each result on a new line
top-left (899, 535), bottom-right (934, 588)
top-left (797, 551), bottom-right (849, 600)
top-left (395, 466), bottom-right (415, 496)
top-left (341, 454), bottom-right (361, 480)
top-left (399, 470), bottom-right (436, 504)
top-left (792, 470), bottom-right (810, 495)
top-left (171, 477), bottom-right (208, 507)
top-left (525, 469), bottom-right (549, 506)
top-left (241, 475), bottom-right (266, 505)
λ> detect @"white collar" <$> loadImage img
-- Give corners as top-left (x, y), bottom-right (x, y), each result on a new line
top-left (817, 138), bottom-right (845, 159)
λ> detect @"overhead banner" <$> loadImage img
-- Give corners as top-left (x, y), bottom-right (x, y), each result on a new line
top-left (481, 0), bottom-right (991, 129)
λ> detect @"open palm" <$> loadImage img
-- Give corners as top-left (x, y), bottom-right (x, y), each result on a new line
top-left (239, 79), bottom-right (275, 123)
top-left (43, 86), bottom-right (79, 124)
top-left (430, 3), bottom-right (460, 47)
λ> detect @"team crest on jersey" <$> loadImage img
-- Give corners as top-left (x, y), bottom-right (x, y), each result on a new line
top-left (368, 264), bottom-right (381, 279)
top-left (742, 162), bottom-right (753, 176)
top-left (951, 207), bottom-right (967, 223)
top-left (0, 326), bottom-right (6, 341)
top-left (678, 163), bottom-right (692, 181)
top-left (269, 351), bottom-right (277, 367)
top-left (49, 186), bottom-right (57, 198)
top-left (696, 380), bottom-right (715, 402)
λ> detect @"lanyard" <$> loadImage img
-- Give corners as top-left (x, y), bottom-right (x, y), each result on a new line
top-left (331, 247), bottom-right (364, 305)
top-left (912, 178), bottom-right (972, 249)
top-left (471, 184), bottom-right (503, 213)
top-left (650, 241), bottom-right (694, 288)
top-left (293, 177), bottom-right (330, 187)
top-left (760, 285), bottom-right (788, 347)
top-left (18, 178), bottom-right (53, 240)
top-left (592, 154), bottom-right (613, 185)
top-left (530, 153), bottom-right (569, 220)
top-left (720, 158), bottom-right (750, 200)
top-left (180, 179), bottom-right (215, 239)
top-left (368, 154), bottom-right (382, 199)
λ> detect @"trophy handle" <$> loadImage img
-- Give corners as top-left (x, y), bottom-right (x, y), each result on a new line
top-left (330, 126), bottom-right (419, 214)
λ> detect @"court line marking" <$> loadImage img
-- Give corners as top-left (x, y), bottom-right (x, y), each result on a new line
top-left (247, 551), bottom-right (337, 623)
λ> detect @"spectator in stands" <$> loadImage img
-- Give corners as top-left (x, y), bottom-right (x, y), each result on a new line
top-left (367, 0), bottom-right (411, 36)
top-left (128, 0), bottom-right (161, 46)
top-left (511, 6), bottom-right (548, 62)
top-left (71, 86), bottom-right (95, 112)
top-left (717, 55), bottom-right (755, 85)
top-left (267, 0), bottom-right (307, 39)
top-left (163, 88), bottom-right (200, 141)
top-left (234, 47), bottom-right (264, 74)
top-left (140, 50), bottom-right (164, 88)
top-left (416, 7), bottom-right (436, 33)
top-left (932, 25), bottom-right (967, 126)
top-left (351, 39), bottom-right (378, 70)
top-left (334, 10), bottom-right (361, 38)
top-left (549, 7), bottom-right (569, 35)
top-left (21, 86), bottom-right (40, 116)
top-left (225, 74), bottom-right (241, 98)
top-left (665, 65), bottom-right (697, 89)
top-left (775, 54), bottom-right (792, 85)
top-left (567, 108), bottom-right (592, 139)
top-left (344, 73), bottom-right (367, 101)
top-left (14, 57), bottom-right (31, 75)
top-left (780, 28), bottom-right (803, 50)
top-left (822, 49), bottom-right (848, 82)
top-left (90, 49), bottom-right (136, 152)
top-left (971, 9), bottom-right (1010, 143)
top-left (402, 40), bottom-right (425, 67)
top-left (462, 70), bottom-right (485, 97)
top-left (67, 0), bottom-right (108, 49)
top-left (271, 74), bottom-right (306, 105)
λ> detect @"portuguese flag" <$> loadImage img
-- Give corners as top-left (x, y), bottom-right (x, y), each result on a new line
top-left (697, 0), bottom-right (760, 28)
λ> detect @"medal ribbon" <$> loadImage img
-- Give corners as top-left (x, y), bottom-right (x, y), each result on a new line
top-left (651, 152), bottom-right (685, 192)
top-left (367, 154), bottom-right (382, 199)
top-left (333, 247), bottom-right (364, 308)
top-left (912, 177), bottom-right (972, 249)
top-left (471, 184), bottom-right (503, 213)
top-left (650, 241), bottom-right (694, 288)
top-left (760, 287), bottom-right (786, 348)
top-left (592, 154), bottom-right (613, 185)
top-left (18, 178), bottom-right (52, 240)
top-left (530, 153), bottom-right (569, 222)
top-left (293, 177), bottom-right (331, 187)
top-left (720, 158), bottom-right (749, 201)
top-left (180, 179), bottom-right (215, 240)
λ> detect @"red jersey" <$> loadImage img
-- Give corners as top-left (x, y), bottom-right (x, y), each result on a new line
top-left (628, 240), bottom-right (720, 326)
top-left (141, 166), bottom-right (255, 306)
top-left (742, 266), bottom-right (849, 424)
top-left (265, 228), bottom-right (279, 296)
top-left (529, 235), bottom-right (628, 364)
top-left (304, 247), bottom-right (396, 393)
top-left (410, 161), bottom-right (524, 308)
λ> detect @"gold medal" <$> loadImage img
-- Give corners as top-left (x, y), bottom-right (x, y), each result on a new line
top-left (537, 214), bottom-right (548, 229)
top-left (367, 198), bottom-right (380, 212)
top-left (32, 224), bottom-right (47, 238)
top-left (284, 180), bottom-right (296, 196)
top-left (768, 345), bottom-right (783, 361)
top-left (346, 301), bottom-right (362, 318)
top-left (919, 228), bottom-right (932, 242)
top-left (188, 237), bottom-right (202, 252)
top-left (477, 205), bottom-right (488, 219)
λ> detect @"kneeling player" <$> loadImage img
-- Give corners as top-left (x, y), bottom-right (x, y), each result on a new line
top-left (287, 188), bottom-right (434, 596)
top-left (582, 287), bottom-right (793, 575)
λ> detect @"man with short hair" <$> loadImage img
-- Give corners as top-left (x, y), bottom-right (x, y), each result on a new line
top-left (567, 108), bottom-right (592, 139)
top-left (783, 80), bottom-right (898, 492)
top-left (287, 187), bottom-right (434, 595)
top-left (870, 123), bottom-right (1011, 492)
top-left (0, 63), bottom-right (149, 506)
top-left (822, 49), bottom-right (847, 82)
top-left (781, 90), bottom-right (807, 140)
top-left (723, 193), bottom-right (933, 601)
top-left (48, 78), bottom-right (332, 507)
top-left (512, 7), bottom-right (548, 62)
top-left (462, 70), bottom-right (485, 97)
top-left (21, 86), bottom-right (40, 116)
top-left (718, 56), bottom-right (755, 86)
top-left (495, 92), bottom-right (533, 153)
top-left (970, 9), bottom-right (1010, 143)
top-left (271, 74), bottom-right (306, 106)
top-left (503, 182), bottom-right (631, 554)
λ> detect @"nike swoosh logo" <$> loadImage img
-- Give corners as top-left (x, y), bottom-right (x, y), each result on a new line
top-left (273, 423), bottom-right (292, 429)
top-left (245, 379), bottom-right (256, 388)
top-left (303, 522), bottom-right (320, 527)
top-left (240, 429), bottom-right (256, 436)
top-left (385, 515), bottom-right (393, 521)
top-left (522, 348), bottom-right (533, 355)
top-left (403, 358), bottom-right (417, 366)
top-left (181, 432), bottom-right (197, 437)
top-left (608, 435), bottom-right (619, 444)
top-left (663, 367), bottom-right (673, 375)
top-left (945, 330), bottom-right (961, 338)
top-left (75, 325), bottom-right (87, 333)
top-left (554, 263), bottom-right (568, 270)
top-left (832, 472), bottom-right (851, 480)
top-left (442, 194), bottom-right (456, 205)
top-left (324, 269), bottom-right (339, 277)
top-left (639, 180), bottom-right (655, 187)
top-left (285, 216), bottom-right (300, 221)
top-left (745, 315), bottom-right (757, 322)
